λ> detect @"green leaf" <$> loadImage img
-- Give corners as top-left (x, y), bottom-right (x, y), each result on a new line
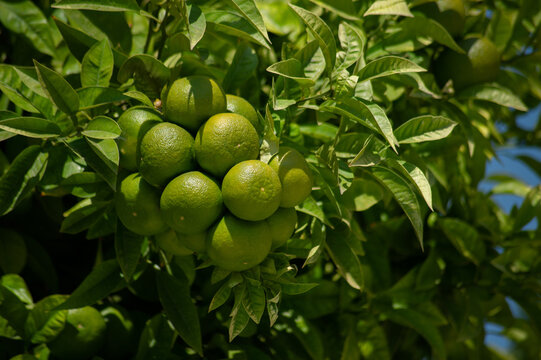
top-left (82, 116), bottom-right (121, 139)
top-left (303, 219), bottom-right (327, 267)
top-left (394, 115), bottom-right (457, 144)
top-left (336, 22), bottom-right (366, 72)
top-left (123, 90), bottom-right (153, 107)
top-left (77, 86), bottom-right (129, 110)
top-left (25, 295), bottom-right (68, 344)
top-left (323, 98), bottom-right (398, 152)
top-left (289, 4), bottom-right (336, 75)
top-left (60, 199), bottom-right (109, 234)
top-left (34, 60), bottom-right (79, 115)
top-left (385, 308), bottom-right (446, 358)
top-left (0, 117), bottom-right (61, 139)
top-left (283, 311), bottom-right (325, 360)
top-left (277, 279), bottom-right (319, 295)
top-left (223, 43), bottom-right (258, 92)
top-left (115, 221), bottom-right (144, 282)
top-left (342, 179), bottom-right (384, 211)
top-left (0, 0), bottom-right (56, 56)
top-left (486, 8), bottom-right (519, 53)
top-left (439, 218), bottom-right (486, 265)
top-left (389, 160), bottom-right (433, 211)
top-left (135, 314), bottom-right (176, 360)
top-left (227, 0), bottom-right (271, 45)
top-left (371, 166), bottom-right (424, 248)
top-left (296, 195), bottom-right (331, 226)
top-left (309, 0), bottom-right (360, 20)
top-left (458, 84), bottom-right (528, 111)
top-left (0, 82), bottom-right (40, 113)
top-left (186, 1), bottom-right (206, 50)
top-left (81, 39), bottom-right (114, 87)
top-left (61, 172), bottom-right (106, 198)
top-left (267, 59), bottom-right (316, 87)
top-left (326, 230), bottom-right (364, 290)
top-left (52, 0), bottom-right (140, 12)
top-left (86, 137), bottom-right (119, 171)
top-left (56, 259), bottom-right (125, 310)
top-left (1, 274), bottom-right (33, 304)
top-left (206, 11), bottom-right (271, 49)
top-left (65, 138), bottom-right (117, 190)
top-left (364, 0), bottom-right (413, 17)
top-left (118, 55), bottom-right (170, 99)
top-left (398, 17), bottom-right (464, 53)
top-left (209, 281), bottom-right (234, 312)
top-left (229, 285), bottom-right (250, 341)
top-left (294, 40), bottom-right (326, 81)
top-left (0, 145), bottom-right (48, 216)
top-left (357, 56), bottom-right (425, 83)
top-left (156, 270), bottom-right (203, 355)
top-left (54, 18), bottom-right (128, 67)
top-left (242, 278), bottom-right (265, 323)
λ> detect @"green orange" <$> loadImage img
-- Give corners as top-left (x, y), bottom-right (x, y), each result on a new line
top-left (222, 160), bottom-right (282, 221)
top-left (206, 214), bottom-right (272, 271)
top-left (226, 94), bottom-right (259, 130)
top-left (115, 173), bottom-right (168, 235)
top-left (139, 122), bottom-right (195, 187)
top-left (117, 106), bottom-right (162, 171)
top-left (163, 75), bottom-right (227, 132)
top-left (416, 0), bottom-right (465, 37)
top-left (194, 113), bottom-right (260, 178)
top-left (48, 306), bottom-right (106, 360)
top-left (155, 229), bottom-right (193, 256)
top-left (266, 207), bottom-right (297, 248)
top-left (269, 147), bottom-right (313, 208)
top-left (160, 171), bottom-right (223, 234)
top-left (176, 231), bottom-right (207, 253)
top-left (435, 36), bottom-right (500, 90)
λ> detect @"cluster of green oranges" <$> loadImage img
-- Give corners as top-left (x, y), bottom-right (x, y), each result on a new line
top-left (115, 76), bottom-right (312, 272)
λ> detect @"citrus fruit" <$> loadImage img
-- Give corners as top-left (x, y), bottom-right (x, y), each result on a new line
top-left (222, 160), bottom-right (282, 221)
top-left (160, 171), bottom-right (223, 234)
top-left (48, 306), bottom-right (106, 360)
top-left (226, 94), bottom-right (259, 129)
top-left (155, 229), bottom-right (193, 256)
top-left (115, 173), bottom-right (168, 235)
top-left (194, 113), bottom-right (260, 178)
top-left (176, 231), bottom-right (207, 253)
top-left (435, 36), bottom-right (500, 90)
top-left (269, 147), bottom-right (313, 208)
top-left (206, 214), bottom-right (272, 271)
top-left (0, 228), bottom-right (27, 274)
top-left (117, 106), bottom-right (162, 171)
top-left (416, 0), bottom-right (465, 37)
top-left (100, 306), bottom-right (135, 359)
top-left (266, 207), bottom-right (297, 248)
top-left (139, 122), bottom-right (195, 187)
top-left (163, 75), bottom-right (227, 132)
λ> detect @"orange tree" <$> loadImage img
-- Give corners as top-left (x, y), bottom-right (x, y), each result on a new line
top-left (1, 0), bottom-right (541, 359)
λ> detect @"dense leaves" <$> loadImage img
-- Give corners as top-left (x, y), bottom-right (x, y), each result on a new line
top-left (0, 0), bottom-right (540, 359)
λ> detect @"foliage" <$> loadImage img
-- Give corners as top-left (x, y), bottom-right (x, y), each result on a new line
top-left (1, 0), bottom-right (541, 359)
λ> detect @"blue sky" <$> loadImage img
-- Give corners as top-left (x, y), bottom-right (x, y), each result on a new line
top-left (480, 104), bottom-right (540, 352)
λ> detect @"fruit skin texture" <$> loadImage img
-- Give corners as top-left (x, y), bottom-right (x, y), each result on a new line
top-left (206, 214), bottom-right (272, 271)
top-left (194, 113), bottom-right (260, 178)
top-left (435, 36), bottom-right (501, 90)
top-left (222, 160), bottom-right (282, 221)
top-left (116, 173), bottom-right (168, 236)
top-left (48, 306), bottom-right (106, 360)
top-left (117, 106), bottom-right (162, 171)
top-left (417, 0), bottom-right (465, 37)
top-left (0, 228), bottom-right (27, 274)
top-left (161, 171), bottom-right (223, 234)
top-left (163, 75), bottom-right (227, 132)
top-left (176, 231), bottom-right (207, 253)
top-left (139, 122), bottom-right (195, 187)
top-left (269, 147), bottom-right (313, 208)
top-left (226, 94), bottom-right (259, 130)
top-left (155, 229), bottom-right (193, 256)
top-left (266, 207), bottom-right (297, 249)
